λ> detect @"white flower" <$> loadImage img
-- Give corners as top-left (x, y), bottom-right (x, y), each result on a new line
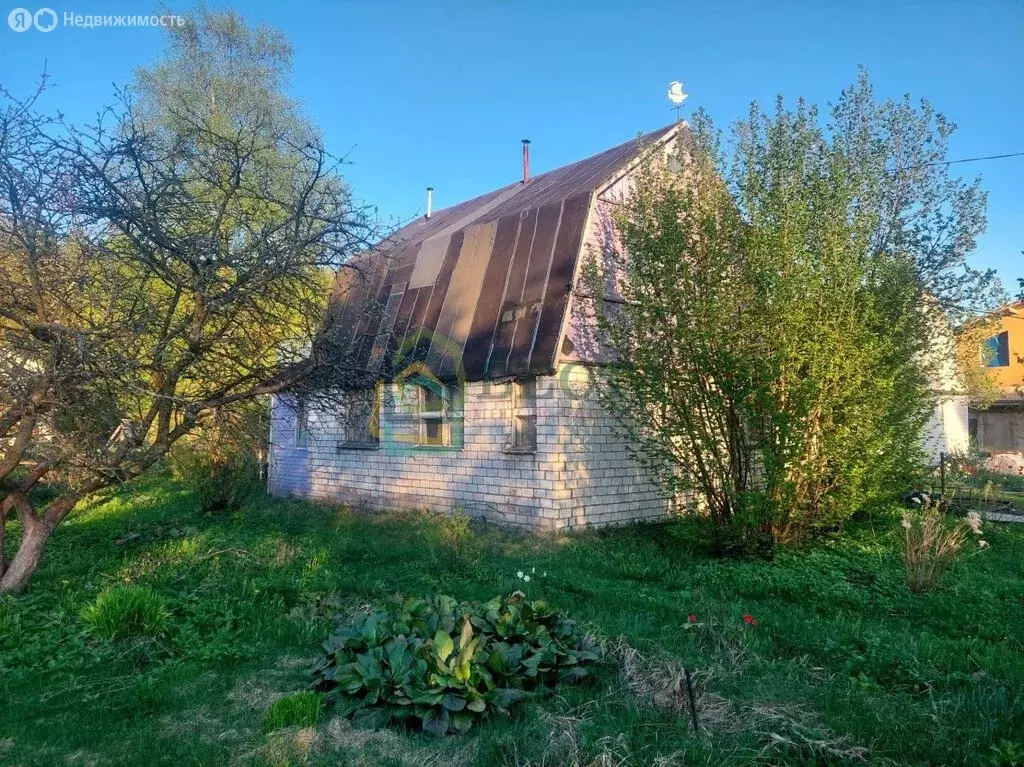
top-left (523, 575), bottom-right (531, 582)
top-left (543, 572), bottom-right (547, 577)
top-left (979, 540), bottom-right (989, 549)
top-left (516, 571), bottom-right (524, 579)
top-left (532, 567), bottom-right (536, 574)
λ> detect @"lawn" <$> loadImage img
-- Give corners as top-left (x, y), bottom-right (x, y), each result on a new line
top-left (1, 478), bottom-right (1023, 766)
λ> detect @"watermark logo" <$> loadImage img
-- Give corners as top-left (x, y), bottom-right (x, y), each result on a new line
top-left (8, 7), bottom-right (32, 31)
top-left (7, 7), bottom-right (185, 31)
top-left (33, 7), bottom-right (55, 31)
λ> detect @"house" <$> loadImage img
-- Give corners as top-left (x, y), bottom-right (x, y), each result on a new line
top-left (921, 308), bottom-right (972, 464)
top-left (971, 301), bottom-right (1024, 454)
top-left (268, 123), bottom-right (971, 528)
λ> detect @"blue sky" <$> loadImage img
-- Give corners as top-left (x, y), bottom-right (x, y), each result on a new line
top-left (2, 1), bottom-right (1022, 287)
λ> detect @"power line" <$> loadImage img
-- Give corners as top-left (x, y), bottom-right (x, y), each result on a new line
top-left (933, 151), bottom-right (1024, 166)
top-left (894, 151), bottom-right (1024, 173)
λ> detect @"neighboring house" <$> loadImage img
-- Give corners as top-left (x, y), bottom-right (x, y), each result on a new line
top-left (971, 301), bottom-right (1024, 454)
top-left (268, 123), bottom-right (970, 528)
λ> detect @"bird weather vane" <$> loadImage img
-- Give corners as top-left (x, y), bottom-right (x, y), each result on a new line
top-left (667, 81), bottom-right (688, 121)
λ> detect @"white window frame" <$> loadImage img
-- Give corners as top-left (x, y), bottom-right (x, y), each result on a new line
top-left (505, 378), bottom-right (537, 453)
top-left (415, 381), bottom-right (461, 448)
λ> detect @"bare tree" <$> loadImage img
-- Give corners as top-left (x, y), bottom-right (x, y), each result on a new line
top-left (0, 12), bottom-right (378, 592)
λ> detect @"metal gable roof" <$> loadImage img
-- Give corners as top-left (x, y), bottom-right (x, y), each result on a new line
top-left (323, 122), bottom-right (681, 384)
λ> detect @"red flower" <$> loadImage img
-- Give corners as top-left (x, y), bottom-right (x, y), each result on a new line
top-left (688, 613), bottom-right (697, 624)
top-left (743, 614), bottom-right (758, 626)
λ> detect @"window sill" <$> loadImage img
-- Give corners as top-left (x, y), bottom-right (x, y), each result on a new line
top-left (502, 446), bottom-right (537, 455)
top-left (411, 444), bottom-right (463, 452)
top-left (337, 442), bottom-right (379, 452)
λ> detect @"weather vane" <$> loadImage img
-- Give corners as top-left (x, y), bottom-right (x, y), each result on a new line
top-left (667, 81), bottom-right (688, 122)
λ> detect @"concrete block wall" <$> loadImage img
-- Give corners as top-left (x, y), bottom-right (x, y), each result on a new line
top-left (971, 407), bottom-right (1024, 453)
top-left (267, 364), bottom-right (670, 530)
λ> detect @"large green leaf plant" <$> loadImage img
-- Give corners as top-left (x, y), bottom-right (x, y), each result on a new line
top-left (311, 592), bottom-right (601, 736)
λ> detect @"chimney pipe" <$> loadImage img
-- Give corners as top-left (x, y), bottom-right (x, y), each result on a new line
top-left (425, 186), bottom-right (433, 218)
top-left (521, 139), bottom-right (531, 184)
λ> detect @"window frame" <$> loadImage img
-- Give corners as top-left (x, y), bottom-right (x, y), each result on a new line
top-left (505, 378), bottom-right (537, 454)
top-left (414, 380), bottom-right (463, 449)
top-left (984, 331), bottom-right (1010, 368)
top-left (338, 385), bottom-right (381, 450)
top-left (294, 397), bottom-right (310, 448)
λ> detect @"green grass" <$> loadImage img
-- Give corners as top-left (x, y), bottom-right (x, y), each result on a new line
top-left (265, 692), bottom-right (324, 731)
top-left (81, 584), bottom-right (171, 640)
top-left (1, 477), bottom-right (1023, 766)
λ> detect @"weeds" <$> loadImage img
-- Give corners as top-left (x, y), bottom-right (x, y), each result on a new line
top-left (423, 507), bottom-right (483, 569)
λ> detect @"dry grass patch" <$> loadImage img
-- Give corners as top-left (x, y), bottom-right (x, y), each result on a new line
top-left (611, 638), bottom-right (873, 763)
top-left (256, 726), bottom-right (324, 765)
top-left (324, 717), bottom-right (476, 766)
top-left (229, 674), bottom-right (295, 712)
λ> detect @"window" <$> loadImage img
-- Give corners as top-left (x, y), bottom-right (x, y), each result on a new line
top-left (415, 381), bottom-right (462, 447)
top-left (294, 397), bottom-right (310, 448)
top-left (984, 331), bottom-right (1010, 367)
top-left (506, 378), bottom-right (537, 452)
top-left (340, 387), bottom-right (380, 448)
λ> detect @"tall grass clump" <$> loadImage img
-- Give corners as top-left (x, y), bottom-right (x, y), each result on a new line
top-left (265, 691), bottom-right (324, 731)
top-left (422, 508), bottom-right (481, 568)
top-left (902, 508), bottom-right (987, 593)
top-left (81, 584), bottom-right (171, 640)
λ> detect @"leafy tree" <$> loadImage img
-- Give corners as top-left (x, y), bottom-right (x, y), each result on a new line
top-left (588, 71), bottom-right (1001, 548)
top-left (0, 10), bottom-right (376, 593)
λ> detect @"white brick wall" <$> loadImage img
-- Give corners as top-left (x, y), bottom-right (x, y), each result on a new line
top-left (922, 394), bottom-right (970, 464)
top-left (268, 363), bottom-right (670, 530)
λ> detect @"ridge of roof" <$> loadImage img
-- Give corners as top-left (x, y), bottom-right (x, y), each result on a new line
top-left (384, 121), bottom-right (683, 250)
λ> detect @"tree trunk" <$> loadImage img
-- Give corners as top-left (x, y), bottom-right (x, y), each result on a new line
top-left (0, 514), bottom-right (52, 594)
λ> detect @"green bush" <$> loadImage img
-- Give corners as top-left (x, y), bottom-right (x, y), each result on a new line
top-left (81, 585), bottom-right (170, 641)
top-left (265, 691), bottom-right (324, 731)
top-left (169, 444), bottom-right (261, 514)
top-left (422, 508), bottom-right (481, 568)
top-left (310, 592), bottom-right (601, 736)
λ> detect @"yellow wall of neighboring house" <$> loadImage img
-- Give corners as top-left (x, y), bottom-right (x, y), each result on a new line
top-left (981, 304), bottom-right (1024, 396)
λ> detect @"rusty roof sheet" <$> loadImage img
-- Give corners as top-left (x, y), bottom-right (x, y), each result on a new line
top-left (325, 122), bottom-right (681, 383)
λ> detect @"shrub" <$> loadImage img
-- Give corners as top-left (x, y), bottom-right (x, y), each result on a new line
top-left (422, 508), bottom-right (480, 567)
top-left (902, 506), bottom-right (987, 593)
top-left (169, 444), bottom-right (261, 514)
top-left (81, 585), bottom-right (170, 640)
top-left (310, 592), bottom-right (601, 736)
top-left (265, 691), bottom-right (324, 731)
